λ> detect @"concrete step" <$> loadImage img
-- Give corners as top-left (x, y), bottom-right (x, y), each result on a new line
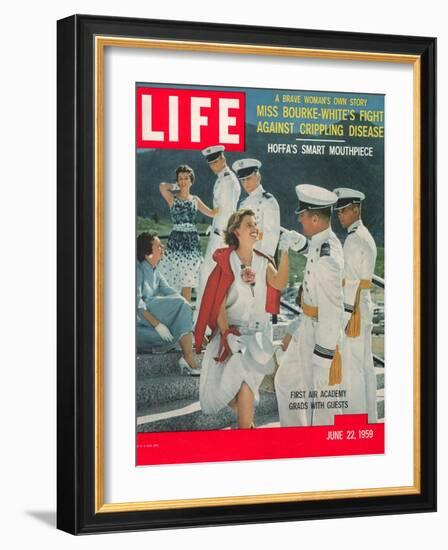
top-left (137, 391), bottom-right (279, 432)
top-left (136, 336), bottom-right (285, 406)
top-left (137, 341), bottom-right (385, 420)
top-left (136, 335), bottom-right (286, 379)
top-left (376, 388), bottom-right (384, 420)
top-left (377, 399), bottom-right (384, 420)
top-left (375, 367), bottom-right (384, 390)
top-left (137, 373), bottom-right (200, 409)
top-left (253, 412), bottom-right (281, 429)
top-left (137, 350), bottom-right (204, 377)
top-left (137, 352), bottom-right (384, 382)
top-left (137, 365), bottom-right (386, 410)
top-left (137, 388), bottom-right (384, 432)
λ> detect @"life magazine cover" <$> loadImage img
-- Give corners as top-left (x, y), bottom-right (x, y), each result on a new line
top-left (135, 83), bottom-right (385, 466)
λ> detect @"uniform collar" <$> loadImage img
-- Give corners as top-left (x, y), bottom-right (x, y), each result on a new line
top-left (248, 184), bottom-right (264, 198)
top-left (217, 165), bottom-right (228, 178)
top-left (310, 226), bottom-right (332, 246)
top-left (347, 219), bottom-right (363, 233)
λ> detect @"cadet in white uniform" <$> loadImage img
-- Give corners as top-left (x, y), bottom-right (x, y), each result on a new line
top-left (195, 145), bottom-right (241, 311)
top-left (275, 185), bottom-right (345, 426)
top-left (233, 158), bottom-right (280, 258)
top-left (334, 188), bottom-right (378, 423)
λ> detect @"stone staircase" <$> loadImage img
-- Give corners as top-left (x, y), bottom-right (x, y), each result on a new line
top-left (137, 322), bottom-right (385, 432)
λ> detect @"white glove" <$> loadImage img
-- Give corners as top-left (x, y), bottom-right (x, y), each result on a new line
top-left (227, 334), bottom-right (242, 354)
top-left (289, 230), bottom-right (307, 252)
top-left (205, 225), bottom-right (212, 236)
top-left (278, 230), bottom-right (292, 252)
top-left (155, 322), bottom-right (174, 342)
top-left (313, 365), bottom-right (330, 389)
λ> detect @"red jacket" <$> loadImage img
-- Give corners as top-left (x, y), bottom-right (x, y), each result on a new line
top-left (194, 246), bottom-right (280, 353)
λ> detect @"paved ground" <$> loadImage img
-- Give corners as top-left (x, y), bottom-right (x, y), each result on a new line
top-left (137, 321), bottom-right (385, 432)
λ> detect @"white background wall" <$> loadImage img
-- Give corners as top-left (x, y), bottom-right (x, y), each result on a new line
top-left (0, 0), bottom-right (444, 546)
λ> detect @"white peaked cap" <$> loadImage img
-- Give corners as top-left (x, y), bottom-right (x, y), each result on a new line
top-left (295, 184), bottom-right (338, 214)
top-left (201, 145), bottom-right (225, 161)
top-left (333, 187), bottom-right (366, 210)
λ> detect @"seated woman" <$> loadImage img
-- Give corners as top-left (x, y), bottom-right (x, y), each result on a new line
top-left (195, 209), bottom-right (290, 428)
top-left (136, 232), bottom-right (199, 376)
top-left (158, 164), bottom-right (216, 303)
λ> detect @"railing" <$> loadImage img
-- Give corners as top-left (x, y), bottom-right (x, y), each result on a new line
top-left (280, 274), bottom-right (385, 368)
top-left (372, 274), bottom-right (384, 289)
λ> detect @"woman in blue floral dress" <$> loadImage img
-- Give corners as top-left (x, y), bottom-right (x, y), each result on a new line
top-left (158, 165), bottom-right (216, 302)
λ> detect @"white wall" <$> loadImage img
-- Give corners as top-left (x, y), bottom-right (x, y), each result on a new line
top-left (0, 0), bottom-right (444, 546)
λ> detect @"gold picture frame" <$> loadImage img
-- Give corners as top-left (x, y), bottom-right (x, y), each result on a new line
top-left (57, 15), bottom-right (436, 534)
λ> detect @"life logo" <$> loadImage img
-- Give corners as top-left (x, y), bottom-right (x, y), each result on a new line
top-left (136, 87), bottom-right (245, 151)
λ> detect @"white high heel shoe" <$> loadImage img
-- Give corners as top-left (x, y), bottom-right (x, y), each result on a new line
top-left (179, 357), bottom-right (200, 376)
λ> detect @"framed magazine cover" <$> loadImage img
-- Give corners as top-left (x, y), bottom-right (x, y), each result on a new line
top-left (57, 14), bottom-right (436, 534)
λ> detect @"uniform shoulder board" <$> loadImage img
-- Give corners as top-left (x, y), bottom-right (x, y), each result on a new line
top-left (320, 242), bottom-right (331, 257)
top-left (262, 191), bottom-right (273, 199)
top-left (223, 171), bottom-right (230, 177)
top-left (348, 228), bottom-right (358, 236)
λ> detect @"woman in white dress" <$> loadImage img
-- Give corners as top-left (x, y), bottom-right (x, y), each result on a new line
top-left (195, 209), bottom-right (289, 429)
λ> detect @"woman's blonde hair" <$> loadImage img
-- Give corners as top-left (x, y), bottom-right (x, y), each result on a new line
top-left (224, 208), bottom-right (256, 247)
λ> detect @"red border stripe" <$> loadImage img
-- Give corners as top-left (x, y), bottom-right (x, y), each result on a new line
top-left (137, 415), bottom-right (384, 466)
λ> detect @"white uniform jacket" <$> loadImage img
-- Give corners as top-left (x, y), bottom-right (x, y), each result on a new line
top-left (211, 166), bottom-right (241, 235)
top-left (275, 227), bottom-right (345, 426)
top-left (239, 185), bottom-right (280, 258)
top-left (301, 228), bottom-right (345, 368)
top-left (342, 220), bottom-right (377, 320)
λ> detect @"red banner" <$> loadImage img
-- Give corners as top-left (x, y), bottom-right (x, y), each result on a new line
top-left (137, 414), bottom-right (384, 466)
top-left (136, 87), bottom-right (246, 150)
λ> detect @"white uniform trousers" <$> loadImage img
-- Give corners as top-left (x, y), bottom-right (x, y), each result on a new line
top-left (275, 316), bottom-right (340, 427)
top-left (341, 301), bottom-right (377, 423)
